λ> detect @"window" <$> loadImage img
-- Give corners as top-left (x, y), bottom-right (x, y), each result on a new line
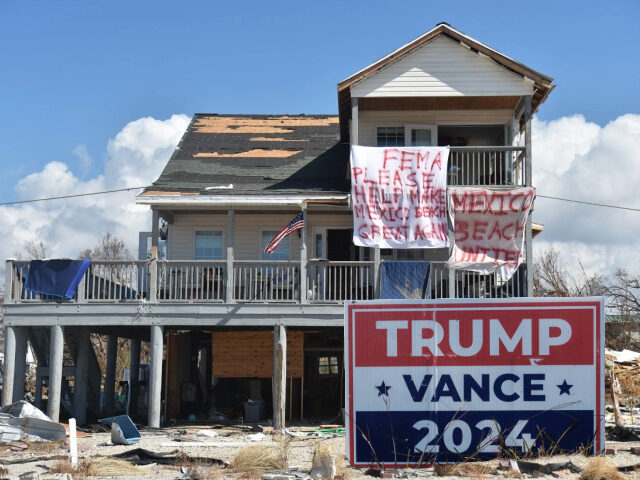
top-left (318, 356), bottom-right (339, 375)
top-left (261, 230), bottom-right (290, 260)
top-left (376, 125), bottom-right (437, 147)
top-left (195, 231), bottom-right (223, 260)
top-left (377, 127), bottom-right (405, 146)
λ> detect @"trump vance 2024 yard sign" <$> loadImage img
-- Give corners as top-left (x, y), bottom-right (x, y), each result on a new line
top-left (345, 298), bottom-right (604, 466)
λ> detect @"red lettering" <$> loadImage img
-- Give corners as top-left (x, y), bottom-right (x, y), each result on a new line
top-left (378, 169), bottom-right (390, 186)
top-left (400, 151), bottom-right (414, 171)
top-left (472, 221), bottom-right (488, 241)
top-left (383, 149), bottom-right (399, 168)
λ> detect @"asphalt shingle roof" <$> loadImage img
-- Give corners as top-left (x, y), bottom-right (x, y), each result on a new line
top-left (143, 114), bottom-right (349, 197)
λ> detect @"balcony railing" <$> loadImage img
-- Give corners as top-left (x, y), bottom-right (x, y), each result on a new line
top-left (449, 146), bottom-right (526, 186)
top-left (5, 258), bottom-right (527, 304)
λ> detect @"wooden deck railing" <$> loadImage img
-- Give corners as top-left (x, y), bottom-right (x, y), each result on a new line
top-left (449, 146), bottom-right (526, 186)
top-left (5, 257), bottom-right (527, 305)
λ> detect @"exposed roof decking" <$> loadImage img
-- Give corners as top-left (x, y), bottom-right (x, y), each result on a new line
top-left (141, 114), bottom-right (350, 201)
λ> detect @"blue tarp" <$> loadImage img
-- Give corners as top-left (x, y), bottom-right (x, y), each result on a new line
top-left (381, 260), bottom-right (431, 299)
top-left (24, 259), bottom-right (91, 299)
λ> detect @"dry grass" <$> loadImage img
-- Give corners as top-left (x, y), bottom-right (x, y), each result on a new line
top-left (312, 441), bottom-right (334, 470)
top-left (0, 465), bottom-right (8, 477)
top-left (311, 441), bottom-right (351, 480)
top-left (175, 452), bottom-right (227, 480)
top-left (49, 458), bottom-right (146, 478)
top-left (578, 457), bottom-right (625, 480)
top-left (434, 462), bottom-right (495, 477)
top-left (229, 443), bottom-right (288, 473)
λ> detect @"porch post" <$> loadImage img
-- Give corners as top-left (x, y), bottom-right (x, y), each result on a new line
top-left (148, 325), bottom-right (164, 428)
top-left (226, 209), bottom-right (235, 303)
top-left (150, 209), bottom-right (159, 302)
top-left (373, 248), bottom-right (381, 298)
top-left (351, 97), bottom-right (358, 145)
top-left (103, 335), bottom-right (118, 416)
top-left (4, 259), bottom-right (14, 304)
top-left (300, 205), bottom-right (308, 304)
top-left (12, 327), bottom-right (28, 403)
top-left (48, 325), bottom-right (64, 422)
top-left (73, 326), bottom-right (90, 425)
top-left (524, 95), bottom-right (533, 297)
top-left (129, 338), bottom-right (141, 415)
top-left (448, 219), bottom-right (456, 298)
top-left (2, 326), bottom-right (16, 407)
top-left (273, 323), bottom-right (287, 431)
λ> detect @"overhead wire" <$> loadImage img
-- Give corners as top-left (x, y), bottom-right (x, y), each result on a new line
top-left (0, 186), bottom-right (147, 206)
top-left (0, 186), bottom-right (639, 213)
top-left (536, 195), bottom-right (640, 213)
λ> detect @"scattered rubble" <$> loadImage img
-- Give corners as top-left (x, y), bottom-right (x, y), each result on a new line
top-left (0, 401), bottom-right (66, 442)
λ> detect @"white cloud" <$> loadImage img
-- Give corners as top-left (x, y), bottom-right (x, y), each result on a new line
top-left (2, 111), bottom-right (639, 283)
top-left (532, 113), bottom-right (640, 275)
top-left (0, 114), bottom-right (190, 263)
top-left (72, 145), bottom-right (92, 170)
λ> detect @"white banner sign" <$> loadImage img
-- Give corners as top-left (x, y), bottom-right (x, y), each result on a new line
top-left (447, 186), bottom-right (534, 280)
top-left (350, 146), bottom-right (450, 248)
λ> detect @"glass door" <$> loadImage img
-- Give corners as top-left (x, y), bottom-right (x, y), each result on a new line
top-left (405, 124), bottom-right (437, 146)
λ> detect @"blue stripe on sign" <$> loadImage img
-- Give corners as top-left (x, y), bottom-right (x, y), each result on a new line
top-left (354, 410), bottom-right (595, 464)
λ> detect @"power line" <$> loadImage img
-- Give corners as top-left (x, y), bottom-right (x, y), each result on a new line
top-left (536, 195), bottom-right (640, 213)
top-left (1, 186), bottom-right (639, 214)
top-left (0, 186), bottom-right (146, 206)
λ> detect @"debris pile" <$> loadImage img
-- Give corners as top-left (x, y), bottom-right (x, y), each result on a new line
top-left (605, 348), bottom-right (640, 435)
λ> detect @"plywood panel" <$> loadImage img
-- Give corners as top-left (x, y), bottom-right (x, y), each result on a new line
top-left (212, 331), bottom-right (303, 378)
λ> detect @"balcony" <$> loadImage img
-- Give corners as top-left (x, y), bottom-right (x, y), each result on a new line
top-left (448, 146), bottom-right (526, 186)
top-left (5, 258), bottom-right (527, 304)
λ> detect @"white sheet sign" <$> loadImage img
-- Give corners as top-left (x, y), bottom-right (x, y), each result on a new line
top-left (446, 186), bottom-right (534, 281)
top-left (350, 146), bottom-right (450, 248)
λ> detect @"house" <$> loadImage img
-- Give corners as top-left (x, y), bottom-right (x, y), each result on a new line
top-left (2, 23), bottom-right (553, 427)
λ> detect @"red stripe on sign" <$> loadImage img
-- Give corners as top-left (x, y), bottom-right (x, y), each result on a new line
top-left (352, 306), bottom-right (596, 367)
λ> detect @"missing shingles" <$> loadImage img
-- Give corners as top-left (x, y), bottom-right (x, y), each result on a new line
top-left (194, 149), bottom-right (302, 158)
top-left (193, 116), bottom-right (338, 134)
top-left (250, 137), bottom-right (309, 142)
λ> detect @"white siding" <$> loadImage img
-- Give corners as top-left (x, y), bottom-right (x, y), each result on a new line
top-left (351, 36), bottom-right (534, 98)
top-left (167, 212), bottom-right (353, 260)
top-left (358, 109), bottom-right (512, 147)
top-left (168, 213), bottom-right (228, 260)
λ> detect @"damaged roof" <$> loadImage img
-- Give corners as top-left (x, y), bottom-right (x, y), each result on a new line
top-left (141, 114), bottom-right (349, 199)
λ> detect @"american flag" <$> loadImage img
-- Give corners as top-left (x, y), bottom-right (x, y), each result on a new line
top-left (263, 212), bottom-right (304, 254)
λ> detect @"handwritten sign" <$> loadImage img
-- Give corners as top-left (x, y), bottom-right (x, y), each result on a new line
top-left (345, 298), bottom-right (605, 466)
top-left (447, 187), bottom-right (534, 280)
top-left (350, 146), bottom-right (450, 249)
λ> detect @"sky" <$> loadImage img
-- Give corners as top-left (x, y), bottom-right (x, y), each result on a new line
top-left (0, 1), bottom-right (639, 276)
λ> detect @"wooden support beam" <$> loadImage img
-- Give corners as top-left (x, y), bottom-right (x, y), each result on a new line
top-left (103, 335), bottom-right (118, 416)
top-left (272, 324), bottom-right (287, 431)
top-left (73, 326), bottom-right (90, 425)
top-left (373, 248), bottom-right (381, 298)
top-left (226, 209), bottom-right (235, 304)
top-left (12, 327), bottom-right (28, 403)
top-left (351, 97), bottom-right (358, 145)
top-left (48, 325), bottom-right (64, 422)
top-left (524, 95), bottom-right (533, 297)
top-left (148, 325), bottom-right (163, 428)
top-left (300, 206), bottom-right (308, 304)
top-left (150, 209), bottom-right (159, 302)
top-left (129, 338), bottom-right (141, 416)
top-left (2, 326), bottom-right (17, 407)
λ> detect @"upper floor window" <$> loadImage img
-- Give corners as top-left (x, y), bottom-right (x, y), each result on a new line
top-left (376, 127), bottom-right (405, 146)
top-left (377, 125), bottom-right (436, 147)
top-left (261, 230), bottom-right (290, 261)
top-left (195, 231), bottom-right (223, 260)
